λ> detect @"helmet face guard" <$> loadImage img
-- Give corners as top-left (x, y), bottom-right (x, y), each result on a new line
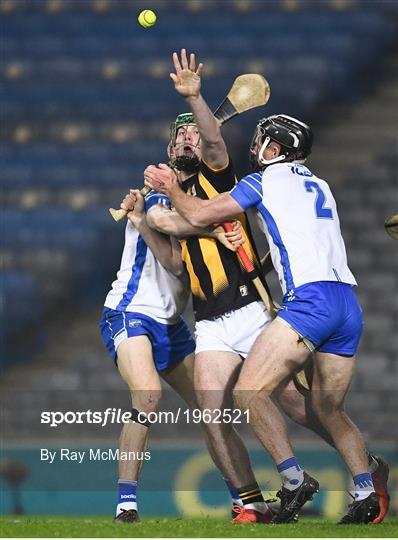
top-left (169, 113), bottom-right (201, 173)
top-left (250, 114), bottom-right (313, 171)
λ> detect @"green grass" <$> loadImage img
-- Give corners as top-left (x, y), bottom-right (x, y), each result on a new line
top-left (0, 516), bottom-right (397, 538)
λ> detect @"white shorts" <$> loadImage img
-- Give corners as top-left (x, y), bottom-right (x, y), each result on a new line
top-left (195, 301), bottom-right (272, 357)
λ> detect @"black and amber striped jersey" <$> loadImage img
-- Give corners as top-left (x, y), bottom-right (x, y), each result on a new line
top-left (179, 159), bottom-right (261, 322)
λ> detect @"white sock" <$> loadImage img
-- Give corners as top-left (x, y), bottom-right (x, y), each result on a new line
top-left (277, 457), bottom-right (304, 491)
top-left (116, 501), bottom-right (137, 516)
top-left (353, 473), bottom-right (375, 502)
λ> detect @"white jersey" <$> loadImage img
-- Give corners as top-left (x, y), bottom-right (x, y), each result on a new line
top-left (104, 194), bottom-right (189, 324)
top-left (230, 162), bottom-right (357, 295)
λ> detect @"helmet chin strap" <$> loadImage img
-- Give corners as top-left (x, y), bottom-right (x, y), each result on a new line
top-left (258, 136), bottom-right (286, 167)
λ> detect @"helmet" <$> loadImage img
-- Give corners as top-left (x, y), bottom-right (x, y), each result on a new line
top-left (249, 114), bottom-right (313, 171)
top-left (169, 113), bottom-right (200, 173)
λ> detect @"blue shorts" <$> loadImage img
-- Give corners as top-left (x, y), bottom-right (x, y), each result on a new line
top-left (99, 307), bottom-right (195, 372)
top-left (277, 281), bottom-right (364, 356)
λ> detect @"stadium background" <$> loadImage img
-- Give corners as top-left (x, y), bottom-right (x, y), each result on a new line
top-left (1, 0), bottom-right (397, 520)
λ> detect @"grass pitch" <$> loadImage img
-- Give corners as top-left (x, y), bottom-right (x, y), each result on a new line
top-left (0, 516), bottom-right (397, 538)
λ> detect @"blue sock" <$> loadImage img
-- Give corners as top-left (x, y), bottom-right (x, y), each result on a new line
top-left (223, 478), bottom-right (242, 505)
top-left (353, 472), bottom-right (374, 501)
top-left (116, 480), bottom-right (137, 515)
top-left (277, 457), bottom-right (304, 491)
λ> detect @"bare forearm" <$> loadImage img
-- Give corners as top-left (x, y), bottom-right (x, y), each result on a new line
top-left (186, 94), bottom-right (228, 168)
top-left (132, 216), bottom-right (184, 276)
top-left (187, 94), bottom-right (220, 145)
top-left (147, 206), bottom-right (213, 238)
top-left (168, 185), bottom-right (241, 228)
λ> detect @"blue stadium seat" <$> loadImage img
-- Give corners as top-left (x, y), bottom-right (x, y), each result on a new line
top-left (2, 0), bottom-right (397, 370)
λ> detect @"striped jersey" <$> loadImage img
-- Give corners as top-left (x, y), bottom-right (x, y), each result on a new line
top-left (103, 193), bottom-right (189, 324)
top-left (230, 162), bottom-right (357, 295)
top-left (178, 159), bottom-right (262, 321)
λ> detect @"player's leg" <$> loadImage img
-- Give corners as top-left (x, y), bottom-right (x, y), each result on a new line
top-left (193, 303), bottom-right (277, 524)
top-left (153, 318), bottom-right (250, 517)
top-left (274, 377), bottom-right (334, 446)
top-left (275, 366), bottom-right (390, 522)
top-left (160, 352), bottom-right (227, 476)
top-left (115, 335), bottom-right (162, 522)
top-left (100, 308), bottom-right (160, 522)
top-left (233, 319), bottom-right (319, 523)
top-left (195, 350), bottom-right (272, 523)
top-left (195, 351), bottom-right (253, 487)
top-left (311, 352), bottom-right (379, 523)
top-left (311, 354), bottom-right (366, 474)
top-left (161, 351), bottom-right (196, 406)
top-left (311, 283), bottom-right (380, 523)
top-left (234, 319), bottom-right (309, 463)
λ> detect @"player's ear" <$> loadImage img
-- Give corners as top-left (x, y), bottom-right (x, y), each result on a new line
top-left (271, 142), bottom-right (281, 158)
top-left (167, 142), bottom-right (174, 160)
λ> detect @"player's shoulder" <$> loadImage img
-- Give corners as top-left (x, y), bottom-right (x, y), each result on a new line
top-left (265, 163), bottom-right (318, 184)
top-left (199, 155), bottom-right (236, 192)
top-left (200, 155), bottom-right (234, 176)
top-left (144, 190), bottom-right (171, 212)
top-left (144, 189), bottom-right (158, 201)
top-left (240, 171), bottom-right (264, 189)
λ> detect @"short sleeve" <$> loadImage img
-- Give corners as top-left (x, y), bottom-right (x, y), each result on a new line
top-left (229, 173), bottom-right (263, 211)
top-left (144, 191), bottom-right (171, 213)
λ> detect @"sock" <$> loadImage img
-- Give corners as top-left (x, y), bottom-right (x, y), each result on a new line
top-left (348, 456), bottom-right (377, 497)
top-left (237, 482), bottom-right (269, 514)
top-left (223, 478), bottom-right (242, 506)
top-left (353, 472), bottom-right (375, 501)
top-left (367, 453), bottom-right (378, 474)
top-left (277, 457), bottom-right (304, 491)
top-left (116, 479), bottom-right (137, 515)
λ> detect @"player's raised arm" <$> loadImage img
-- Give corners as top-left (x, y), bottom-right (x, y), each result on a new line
top-left (170, 49), bottom-right (228, 170)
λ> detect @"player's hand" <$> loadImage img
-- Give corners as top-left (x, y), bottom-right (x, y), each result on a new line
top-left (225, 220), bottom-right (245, 248)
top-left (212, 221), bottom-right (245, 251)
top-left (170, 49), bottom-right (203, 100)
top-left (144, 164), bottom-right (178, 195)
top-left (122, 190), bottom-right (145, 226)
top-left (120, 190), bottom-right (137, 212)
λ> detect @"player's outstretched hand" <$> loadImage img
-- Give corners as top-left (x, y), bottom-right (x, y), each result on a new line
top-left (170, 48), bottom-right (203, 100)
top-left (144, 164), bottom-right (178, 195)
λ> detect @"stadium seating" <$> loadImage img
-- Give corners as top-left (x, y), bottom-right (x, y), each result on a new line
top-left (1, 0), bottom-right (397, 368)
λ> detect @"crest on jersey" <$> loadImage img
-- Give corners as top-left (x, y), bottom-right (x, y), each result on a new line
top-left (239, 285), bottom-right (248, 297)
top-left (128, 319), bottom-right (142, 328)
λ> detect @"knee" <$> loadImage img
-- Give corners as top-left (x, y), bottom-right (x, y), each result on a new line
top-left (232, 384), bottom-right (251, 412)
top-left (132, 388), bottom-right (162, 416)
top-left (311, 391), bottom-right (342, 420)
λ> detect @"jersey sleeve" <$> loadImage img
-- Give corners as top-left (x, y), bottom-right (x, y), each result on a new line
top-left (199, 156), bottom-right (236, 192)
top-left (229, 173), bottom-right (263, 210)
top-left (144, 191), bottom-right (171, 213)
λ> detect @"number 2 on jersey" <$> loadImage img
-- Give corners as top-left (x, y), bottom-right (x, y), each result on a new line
top-left (304, 180), bottom-right (333, 219)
